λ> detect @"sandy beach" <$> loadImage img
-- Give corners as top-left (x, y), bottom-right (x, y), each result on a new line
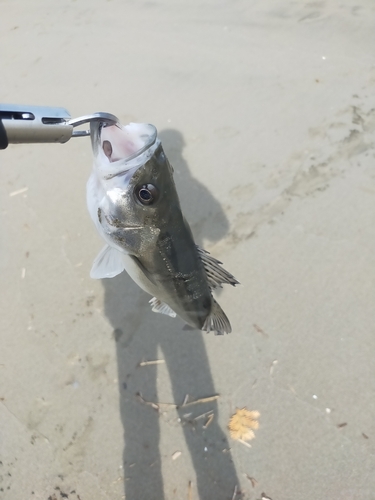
top-left (1, 1), bottom-right (375, 499)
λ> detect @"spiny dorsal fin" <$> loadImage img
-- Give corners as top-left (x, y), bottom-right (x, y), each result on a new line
top-left (203, 299), bottom-right (232, 335)
top-left (149, 297), bottom-right (177, 318)
top-left (196, 246), bottom-right (239, 290)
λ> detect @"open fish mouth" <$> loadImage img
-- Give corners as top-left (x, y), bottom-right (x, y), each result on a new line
top-left (100, 123), bottom-right (157, 163)
top-left (90, 120), bottom-right (158, 179)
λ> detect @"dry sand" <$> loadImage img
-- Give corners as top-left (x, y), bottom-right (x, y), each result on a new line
top-left (1, 1), bottom-right (375, 499)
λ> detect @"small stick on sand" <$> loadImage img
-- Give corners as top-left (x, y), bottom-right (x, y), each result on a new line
top-left (9, 187), bottom-right (28, 197)
top-left (136, 393), bottom-right (219, 410)
top-left (203, 413), bottom-right (214, 429)
top-left (138, 359), bottom-right (165, 367)
top-left (188, 481), bottom-right (193, 500)
top-left (194, 410), bottom-right (214, 420)
top-left (231, 485), bottom-right (238, 500)
top-left (180, 395), bottom-right (219, 408)
top-left (238, 439), bottom-right (252, 449)
top-left (136, 393), bottom-right (161, 410)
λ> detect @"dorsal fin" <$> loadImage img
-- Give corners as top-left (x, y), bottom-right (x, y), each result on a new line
top-left (196, 246), bottom-right (239, 290)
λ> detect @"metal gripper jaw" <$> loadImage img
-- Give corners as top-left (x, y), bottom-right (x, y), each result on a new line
top-left (0, 103), bottom-right (120, 149)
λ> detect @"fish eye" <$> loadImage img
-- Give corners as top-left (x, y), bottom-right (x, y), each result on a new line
top-left (135, 184), bottom-right (159, 205)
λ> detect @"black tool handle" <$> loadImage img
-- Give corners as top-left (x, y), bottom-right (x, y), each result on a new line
top-left (0, 119), bottom-right (8, 149)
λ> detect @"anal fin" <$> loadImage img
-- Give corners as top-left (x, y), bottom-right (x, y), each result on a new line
top-left (149, 297), bottom-right (177, 318)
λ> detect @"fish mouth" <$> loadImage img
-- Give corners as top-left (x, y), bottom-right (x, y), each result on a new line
top-left (101, 123), bottom-right (157, 162)
top-left (90, 120), bottom-right (158, 179)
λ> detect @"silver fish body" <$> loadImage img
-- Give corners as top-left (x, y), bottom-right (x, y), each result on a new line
top-left (87, 121), bottom-right (238, 334)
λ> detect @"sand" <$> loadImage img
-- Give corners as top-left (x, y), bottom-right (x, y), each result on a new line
top-left (1, 1), bottom-right (375, 499)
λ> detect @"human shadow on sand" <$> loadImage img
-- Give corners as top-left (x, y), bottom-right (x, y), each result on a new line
top-left (102, 129), bottom-right (239, 500)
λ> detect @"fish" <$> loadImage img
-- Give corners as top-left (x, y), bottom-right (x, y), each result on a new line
top-left (86, 120), bottom-right (238, 334)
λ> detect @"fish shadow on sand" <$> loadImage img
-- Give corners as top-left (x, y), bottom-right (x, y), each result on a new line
top-left (102, 129), bottom-right (239, 499)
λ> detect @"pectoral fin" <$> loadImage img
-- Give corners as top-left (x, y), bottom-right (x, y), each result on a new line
top-left (196, 246), bottom-right (239, 289)
top-left (149, 297), bottom-right (177, 318)
top-left (90, 245), bottom-right (125, 279)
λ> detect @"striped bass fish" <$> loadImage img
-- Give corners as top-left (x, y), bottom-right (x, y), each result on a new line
top-left (86, 121), bottom-right (238, 334)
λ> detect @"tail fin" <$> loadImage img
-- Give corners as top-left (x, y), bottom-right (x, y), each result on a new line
top-left (203, 300), bottom-right (232, 335)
